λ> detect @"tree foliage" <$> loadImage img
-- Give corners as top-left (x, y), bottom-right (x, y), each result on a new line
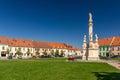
top-left (60, 50), bottom-right (64, 57)
top-left (6, 48), bottom-right (10, 54)
top-left (55, 50), bottom-right (59, 57)
top-left (26, 48), bottom-right (31, 55)
top-left (35, 48), bottom-right (40, 55)
top-left (51, 50), bottom-right (54, 56)
top-left (16, 48), bottom-right (22, 55)
top-left (43, 49), bottom-right (47, 55)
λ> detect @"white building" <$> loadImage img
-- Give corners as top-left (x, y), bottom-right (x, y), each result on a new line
top-left (0, 36), bottom-right (80, 58)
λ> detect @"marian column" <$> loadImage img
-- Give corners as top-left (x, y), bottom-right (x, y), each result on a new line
top-left (87, 13), bottom-right (99, 60)
top-left (89, 13), bottom-right (93, 42)
top-left (82, 13), bottom-right (99, 60)
top-left (88, 13), bottom-right (94, 49)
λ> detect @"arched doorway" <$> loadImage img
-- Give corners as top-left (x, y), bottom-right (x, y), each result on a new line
top-left (106, 53), bottom-right (109, 57)
top-left (1, 51), bottom-right (6, 57)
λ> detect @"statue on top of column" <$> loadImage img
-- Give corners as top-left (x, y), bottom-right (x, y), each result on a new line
top-left (89, 13), bottom-right (92, 22)
top-left (83, 35), bottom-right (86, 43)
top-left (95, 34), bottom-right (98, 42)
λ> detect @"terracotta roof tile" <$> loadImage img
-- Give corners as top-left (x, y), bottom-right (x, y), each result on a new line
top-left (33, 41), bottom-right (52, 48)
top-left (98, 37), bottom-right (113, 46)
top-left (8, 38), bottom-right (33, 47)
top-left (112, 36), bottom-right (120, 46)
top-left (0, 36), bottom-right (79, 50)
top-left (0, 36), bottom-right (9, 45)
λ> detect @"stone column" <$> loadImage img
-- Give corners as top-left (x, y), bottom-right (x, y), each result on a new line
top-left (88, 13), bottom-right (93, 42)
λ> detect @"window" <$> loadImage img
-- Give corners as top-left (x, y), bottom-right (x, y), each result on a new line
top-left (15, 48), bottom-right (17, 51)
top-left (2, 46), bottom-right (5, 50)
top-left (103, 53), bottom-right (104, 56)
top-left (99, 53), bottom-right (101, 56)
top-left (112, 53), bottom-right (114, 56)
top-left (19, 48), bottom-right (21, 51)
top-left (118, 53), bottom-right (120, 56)
top-left (118, 47), bottom-right (120, 51)
top-left (99, 47), bottom-right (101, 51)
top-left (103, 47), bottom-right (105, 51)
top-left (23, 48), bottom-right (25, 51)
top-left (111, 47), bottom-right (114, 51)
top-left (9, 47), bottom-right (11, 51)
top-left (48, 49), bottom-right (49, 51)
top-left (107, 46), bottom-right (109, 51)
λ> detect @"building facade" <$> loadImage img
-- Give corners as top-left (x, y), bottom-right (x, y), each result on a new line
top-left (110, 36), bottom-right (120, 56)
top-left (98, 37), bottom-right (114, 57)
top-left (0, 36), bottom-right (80, 58)
top-left (98, 36), bottom-right (120, 57)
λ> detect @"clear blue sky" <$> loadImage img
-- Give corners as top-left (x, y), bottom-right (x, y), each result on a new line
top-left (0, 0), bottom-right (120, 49)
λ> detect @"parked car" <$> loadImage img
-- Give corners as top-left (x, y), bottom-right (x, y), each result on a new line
top-left (68, 55), bottom-right (74, 61)
top-left (17, 55), bottom-right (22, 59)
top-left (7, 53), bottom-right (13, 59)
top-left (7, 55), bottom-right (12, 59)
top-left (40, 55), bottom-right (52, 58)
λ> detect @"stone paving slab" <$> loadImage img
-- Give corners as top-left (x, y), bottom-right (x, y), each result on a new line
top-left (106, 60), bottom-right (120, 70)
top-left (77, 59), bottom-right (120, 70)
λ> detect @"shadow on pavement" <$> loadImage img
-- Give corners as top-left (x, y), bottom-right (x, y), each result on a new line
top-left (92, 72), bottom-right (120, 80)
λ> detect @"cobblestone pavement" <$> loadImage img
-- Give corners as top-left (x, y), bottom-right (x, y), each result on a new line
top-left (105, 60), bottom-right (120, 70)
top-left (78, 59), bottom-right (120, 70)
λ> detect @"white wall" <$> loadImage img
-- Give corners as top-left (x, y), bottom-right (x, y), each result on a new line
top-left (0, 44), bottom-right (9, 57)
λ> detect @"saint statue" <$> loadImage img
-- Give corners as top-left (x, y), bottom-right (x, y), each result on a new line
top-left (83, 35), bottom-right (86, 42)
top-left (95, 34), bottom-right (98, 41)
top-left (89, 13), bottom-right (92, 22)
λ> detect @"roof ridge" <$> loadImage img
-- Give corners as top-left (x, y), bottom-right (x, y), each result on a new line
top-left (110, 37), bottom-right (115, 46)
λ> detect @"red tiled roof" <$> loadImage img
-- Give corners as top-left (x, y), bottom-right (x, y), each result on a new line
top-left (0, 36), bottom-right (9, 45)
top-left (111, 36), bottom-right (120, 46)
top-left (49, 42), bottom-right (66, 49)
top-left (0, 36), bottom-right (80, 50)
top-left (98, 37), bottom-right (113, 46)
top-left (8, 38), bottom-right (33, 47)
top-left (33, 41), bottom-right (52, 48)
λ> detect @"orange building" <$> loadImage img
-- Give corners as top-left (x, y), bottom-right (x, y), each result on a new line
top-left (110, 36), bottom-right (120, 56)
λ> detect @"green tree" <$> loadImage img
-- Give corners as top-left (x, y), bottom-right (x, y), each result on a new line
top-left (35, 48), bottom-right (40, 55)
top-left (51, 50), bottom-right (54, 56)
top-left (6, 48), bottom-right (10, 54)
top-left (55, 50), bottom-right (59, 57)
top-left (43, 49), bottom-right (47, 55)
top-left (26, 48), bottom-right (31, 56)
top-left (60, 50), bottom-right (64, 57)
top-left (15, 48), bottom-right (22, 55)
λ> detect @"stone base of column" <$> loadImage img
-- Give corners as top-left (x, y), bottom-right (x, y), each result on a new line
top-left (87, 57), bottom-right (99, 60)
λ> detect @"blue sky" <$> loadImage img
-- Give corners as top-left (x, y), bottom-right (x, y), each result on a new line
top-left (0, 0), bottom-right (120, 49)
